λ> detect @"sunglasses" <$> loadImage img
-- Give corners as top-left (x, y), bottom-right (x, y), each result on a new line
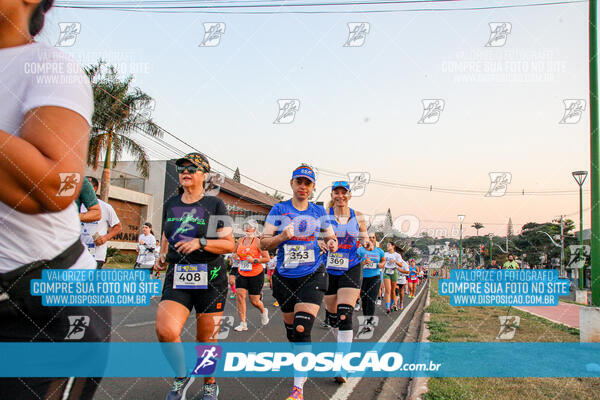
top-left (176, 165), bottom-right (200, 174)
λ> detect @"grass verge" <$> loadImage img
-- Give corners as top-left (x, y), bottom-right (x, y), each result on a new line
top-left (422, 279), bottom-right (600, 400)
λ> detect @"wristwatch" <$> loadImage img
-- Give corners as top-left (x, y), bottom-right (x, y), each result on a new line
top-left (199, 238), bottom-right (208, 250)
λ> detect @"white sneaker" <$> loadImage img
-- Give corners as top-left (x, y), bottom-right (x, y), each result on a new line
top-left (261, 309), bottom-right (269, 325)
top-left (234, 322), bottom-right (248, 331)
top-left (376, 299), bottom-right (382, 305)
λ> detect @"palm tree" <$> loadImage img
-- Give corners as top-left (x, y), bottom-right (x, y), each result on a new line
top-left (85, 60), bottom-right (164, 201)
top-left (471, 222), bottom-right (484, 236)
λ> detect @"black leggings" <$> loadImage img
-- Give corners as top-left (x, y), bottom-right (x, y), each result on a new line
top-left (360, 275), bottom-right (381, 317)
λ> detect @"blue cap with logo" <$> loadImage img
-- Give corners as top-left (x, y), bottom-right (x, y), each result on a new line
top-left (331, 181), bottom-right (351, 192)
top-left (292, 166), bottom-right (316, 183)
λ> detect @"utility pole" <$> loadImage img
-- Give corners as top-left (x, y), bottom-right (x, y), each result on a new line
top-left (590, 0), bottom-right (599, 305)
top-left (560, 215), bottom-right (565, 279)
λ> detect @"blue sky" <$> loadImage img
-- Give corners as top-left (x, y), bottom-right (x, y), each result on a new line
top-left (39, 0), bottom-right (593, 237)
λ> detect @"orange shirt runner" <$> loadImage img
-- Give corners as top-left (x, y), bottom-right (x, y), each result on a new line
top-left (236, 236), bottom-right (264, 277)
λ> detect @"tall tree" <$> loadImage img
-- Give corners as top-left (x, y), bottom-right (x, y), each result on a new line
top-left (233, 167), bottom-right (241, 183)
top-left (507, 217), bottom-right (514, 238)
top-left (385, 208), bottom-right (393, 234)
top-left (85, 60), bottom-right (164, 201)
top-left (471, 222), bottom-right (484, 236)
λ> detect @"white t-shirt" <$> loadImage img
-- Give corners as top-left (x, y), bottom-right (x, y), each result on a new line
top-left (384, 252), bottom-right (402, 272)
top-left (136, 233), bottom-right (157, 266)
top-left (398, 259), bottom-right (409, 284)
top-left (81, 200), bottom-right (120, 262)
top-left (0, 42), bottom-right (94, 273)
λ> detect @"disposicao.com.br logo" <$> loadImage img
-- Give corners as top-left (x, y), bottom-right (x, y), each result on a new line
top-left (222, 351), bottom-right (441, 374)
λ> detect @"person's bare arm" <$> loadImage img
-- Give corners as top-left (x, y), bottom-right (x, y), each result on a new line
top-left (251, 249), bottom-right (271, 264)
top-left (154, 233), bottom-right (170, 271)
top-left (80, 204), bottom-right (101, 222)
top-left (318, 225), bottom-right (339, 253)
top-left (397, 262), bottom-right (410, 274)
top-left (0, 106), bottom-right (90, 214)
top-left (356, 211), bottom-right (371, 249)
top-left (174, 226), bottom-right (235, 255)
top-left (95, 222), bottom-right (122, 246)
top-left (261, 222), bottom-right (293, 251)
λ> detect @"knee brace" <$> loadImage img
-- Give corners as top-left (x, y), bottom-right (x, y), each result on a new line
top-left (285, 323), bottom-right (295, 342)
top-left (337, 304), bottom-right (354, 331)
top-left (293, 312), bottom-right (315, 342)
top-left (325, 310), bottom-right (338, 328)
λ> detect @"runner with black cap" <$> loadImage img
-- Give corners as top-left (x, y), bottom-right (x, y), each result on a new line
top-left (261, 164), bottom-right (338, 400)
top-left (323, 181), bottom-right (371, 384)
top-left (154, 152), bottom-right (235, 400)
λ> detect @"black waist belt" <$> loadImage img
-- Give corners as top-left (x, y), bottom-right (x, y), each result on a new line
top-left (0, 239), bottom-right (84, 301)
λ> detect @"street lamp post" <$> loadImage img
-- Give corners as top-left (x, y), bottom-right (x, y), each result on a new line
top-left (489, 233), bottom-right (493, 266)
top-left (458, 215), bottom-right (465, 268)
top-left (572, 170), bottom-right (588, 289)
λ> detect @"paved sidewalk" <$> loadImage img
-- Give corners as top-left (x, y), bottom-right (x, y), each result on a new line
top-left (515, 301), bottom-right (580, 329)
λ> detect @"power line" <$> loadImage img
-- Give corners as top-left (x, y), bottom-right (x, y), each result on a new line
top-left (90, 85), bottom-right (292, 195)
top-left (56, 0), bottom-right (463, 7)
top-left (316, 167), bottom-right (590, 197)
top-left (54, 0), bottom-right (586, 14)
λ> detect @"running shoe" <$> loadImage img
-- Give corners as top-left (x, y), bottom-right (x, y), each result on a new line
top-left (376, 299), bottom-right (382, 306)
top-left (165, 376), bottom-right (195, 400)
top-left (286, 386), bottom-right (303, 400)
top-left (385, 308), bottom-right (391, 314)
top-left (322, 321), bottom-right (331, 328)
top-left (334, 376), bottom-right (347, 384)
top-left (274, 301), bottom-right (279, 307)
top-left (202, 383), bottom-right (219, 400)
top-left (234, 322), bottom-right (248, 332)
top-left (229, 294), bottom-right (236, 299)
top-left (354, 303), bottom-right (360, 311)
top-left (261, 309), bottom-right (270, 325)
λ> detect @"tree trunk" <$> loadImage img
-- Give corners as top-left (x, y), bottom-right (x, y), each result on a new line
top-left (100, 131), bottom-right (112, 202)
top-left (100, 167), bottom-right (111, 202)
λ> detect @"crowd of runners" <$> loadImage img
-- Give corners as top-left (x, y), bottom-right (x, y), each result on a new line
top-left (152, 157), bottom-right (429, 400)
top-left (0, 2), bottom-right (428, 400)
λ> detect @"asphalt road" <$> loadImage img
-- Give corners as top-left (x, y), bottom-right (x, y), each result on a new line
top-left (93, 279), bottom-right (428, 400)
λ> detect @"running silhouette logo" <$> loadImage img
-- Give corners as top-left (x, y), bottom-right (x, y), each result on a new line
top-left (205, 173), bottom-right (225, 196)
top-left (485, 22), bottom-right (512, 47)
top-left (344, 23), bottom-right (370, 47)
top-left (485, 172), bottom-right (512, 197)
top-left (200, 23), bottom-right (226, 47)
top-left (65, 316), bottom-right (90, 340)
top-left (211, 316), bottom-right (234, 340)
top-left (355, 316), bottom-right (378, 340)
top-left (56, 173), bottom-right (81, 197)
top-left (496, 316), bottom-right (520, 340)
top-left (133, 97), bottom-right (156, 120)
top-left (347, 172), bottom-right (371, 197)
top-left (418, 99), bottom-right (445, 124)
top-left (55, 23), bottom-right (81, 47)
top-left (274, 99), bottom-right (300, 124)
top-left (566, 245), bottom-right (590, 269)
top-left (192, 345), bottom-right (222, 375)
top-left (559, 99), bottom-right (586, 124)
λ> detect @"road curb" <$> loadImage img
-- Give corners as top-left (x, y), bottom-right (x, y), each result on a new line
top-left (407, 280), bottom-right (431, 400)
